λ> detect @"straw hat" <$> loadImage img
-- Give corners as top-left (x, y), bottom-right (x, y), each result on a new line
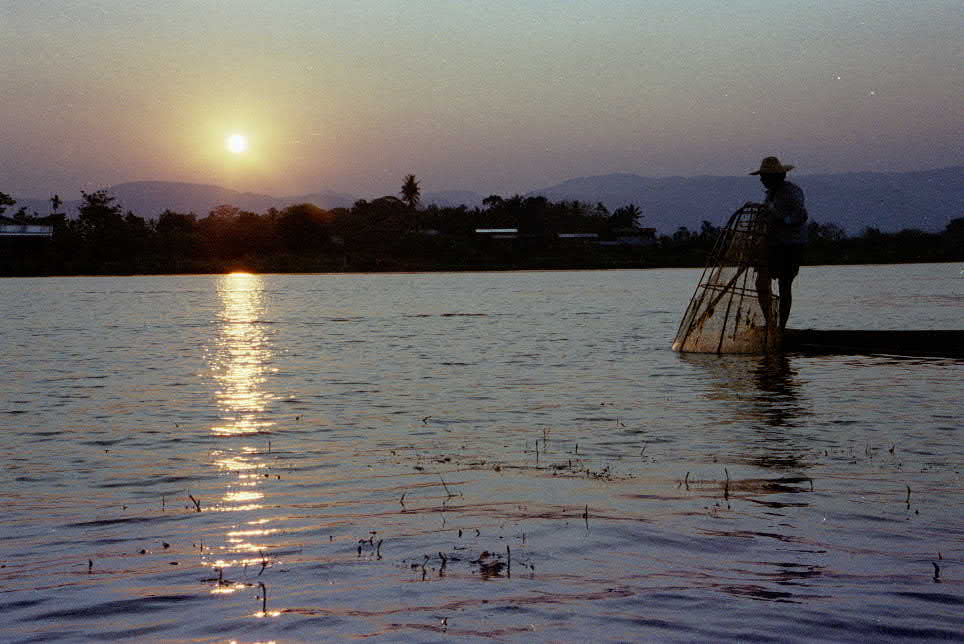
top-left (750, 156), bottom-right (795, 175)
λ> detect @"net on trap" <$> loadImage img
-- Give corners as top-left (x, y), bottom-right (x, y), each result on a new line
top-left (672, 203), bottom-right (781, 354)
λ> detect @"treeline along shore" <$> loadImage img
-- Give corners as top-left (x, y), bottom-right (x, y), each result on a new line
top-left (1, 187), bottom-right (961, 276)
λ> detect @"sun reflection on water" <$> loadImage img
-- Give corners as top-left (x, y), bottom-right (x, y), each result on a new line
top-left (211, 272), bottom-right (274, 436)
top-left (204, 272), bottom-right (280, 615)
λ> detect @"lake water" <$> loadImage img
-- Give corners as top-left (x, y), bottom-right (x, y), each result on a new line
top-left (1, 264), bottom-right (961, 643)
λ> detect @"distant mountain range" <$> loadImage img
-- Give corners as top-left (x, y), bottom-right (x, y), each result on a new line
top-left (526, 167), bottom-right (962, 235)
top-left (11, 167), bottom-right (961, 234)
top-left (14, 181), bottom-right (357, 221)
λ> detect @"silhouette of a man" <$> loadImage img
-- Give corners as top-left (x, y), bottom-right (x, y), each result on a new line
top-left (751, 156), bottom-right (808, 330)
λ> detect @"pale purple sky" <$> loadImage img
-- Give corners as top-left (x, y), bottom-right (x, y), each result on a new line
top-left (1, 1), bottom-right (960, 199)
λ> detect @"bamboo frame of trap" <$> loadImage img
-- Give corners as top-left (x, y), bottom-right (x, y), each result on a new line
top-left (672, 204), bottom-right (781, 354)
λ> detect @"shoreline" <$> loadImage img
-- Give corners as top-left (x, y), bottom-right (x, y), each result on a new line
top-left (1, 258), bottom-right (960, 279)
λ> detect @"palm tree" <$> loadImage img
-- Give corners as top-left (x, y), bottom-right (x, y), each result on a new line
top-left (400, 174), bottom-right (421, 231)
top-left (610, 203), bottom-right (642, 230)
top-left (0, 192), bottom-right (14, 216)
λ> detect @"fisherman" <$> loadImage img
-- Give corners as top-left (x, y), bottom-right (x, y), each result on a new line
top-left (751, 156), bottom-right (808, 330)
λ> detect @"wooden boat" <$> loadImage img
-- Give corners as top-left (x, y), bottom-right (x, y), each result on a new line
top-left (783, 329), bottom-right (964, 359)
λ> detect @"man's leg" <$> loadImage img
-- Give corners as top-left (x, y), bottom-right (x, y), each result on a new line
top-left (777, 245), bottom-right (802, 330)
top-left (756, 267), bottom-right (772, 325)
top-left (778, 275), bottom-right (794, 330)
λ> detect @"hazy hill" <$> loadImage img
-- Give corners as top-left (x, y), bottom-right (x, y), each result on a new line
top-left (423, 190), bottom-right (485, 209)
top-left (14, 181), bottom-right (355, 220)
top-left (14, 182), bottom-right (485, 219)
top-left (528, 167), bottom-right (962, 234)
top-left (10, 167), bottom-right (960, 234)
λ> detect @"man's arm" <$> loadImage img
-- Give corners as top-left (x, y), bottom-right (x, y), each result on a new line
top-left (771, 184), bottom-right (807, 226)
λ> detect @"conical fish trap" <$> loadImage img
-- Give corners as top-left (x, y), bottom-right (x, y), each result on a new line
top-left (672, 204), bottom-right (781, 353)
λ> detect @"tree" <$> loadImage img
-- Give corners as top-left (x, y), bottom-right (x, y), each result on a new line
top-left (209, 204), bottom-right (240, 220)
top-left (807, 221), bottom-right (846, 243)
top-left (942, 217), bottom-right (964, 259)
top-left (122, 211), bottom-right (151, 259)
top-left (0, 192), bottom-right (14, 216)
top-left (517, 195), bottom-right (549, 237)
top-left (400, 174), bottom-right (421, 231)
top-left (12, 207), bottom-right (40, 222)
top-left (672, 226), bottom-right (693, 242)
top-left (156, 210), bottom-right (198, 258)
top-left (76, 190), bottom-right (128, 264)
top-left (278, 203), bottom-right (332, 251)
top-left (944, 217), bottom-right (964, 244)
top-left (78, 190), bottom-right (124, 238)
top-left (610, 204), bottom-right (643, 230)
top-left (698, 220), bottom-right (720, 246)
top-left (400, 174), bottom-right (421, 209)
top-left (482, 194), bottom-right (504, 209)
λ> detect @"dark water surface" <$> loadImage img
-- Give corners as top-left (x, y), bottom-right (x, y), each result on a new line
top-left (1, 265), bottom-right (961, 642)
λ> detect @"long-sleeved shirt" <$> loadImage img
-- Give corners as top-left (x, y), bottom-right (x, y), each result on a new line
top-left (765, 180), bottom-right (808, 245)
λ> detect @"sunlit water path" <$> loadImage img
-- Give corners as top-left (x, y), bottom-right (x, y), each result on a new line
top-left (1, 265), bottom-right (961, 642)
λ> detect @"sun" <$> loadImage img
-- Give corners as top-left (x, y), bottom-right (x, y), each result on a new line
top-left (226, 133), bottom-right (248, 154)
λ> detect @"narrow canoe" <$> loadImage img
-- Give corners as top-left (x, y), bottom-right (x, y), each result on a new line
top-left (783, 329), bottom-right (964, 359)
